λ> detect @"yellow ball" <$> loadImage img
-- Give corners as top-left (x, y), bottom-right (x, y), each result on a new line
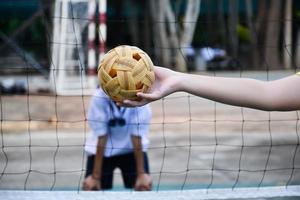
top-left (98, 45), bottom-right (155, 101)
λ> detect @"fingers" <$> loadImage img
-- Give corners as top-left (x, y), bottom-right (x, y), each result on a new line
top-left (149, 181), bottom-right (152, 190)
top-left (82, 177), bottom-right (101, 191)
top-left (135, 183), bottom-right (152, 191)
top-left (124, 99), bottom-right (149, 106)
top-left (134, 177), bottom-right (152, 191)
top-left (117, 99), bottom-right (149, 107)
top-left (83, 184), bottom-right (100, 191)
top-left (117, 92), bottom-right (160, 107)
top-left (132, 91), bottom-right (158, 103)
top-left (92, 186), bottom-right (100, 191)
top-left (135, 186), bottom-right (148, 191)
top-left (96, 182), bottom-right (101, 190)
top-left (136, 92), bottom-right (157, 100)
top-left (82, 181), bottom-right (91, 191)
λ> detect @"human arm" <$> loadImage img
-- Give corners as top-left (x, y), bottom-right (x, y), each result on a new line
top-left (131, 135), bottom-right (152, 191)
top-left (82, 135), bottom-right (107, 191)
top-left (120, 66), bottom-right (300, 111)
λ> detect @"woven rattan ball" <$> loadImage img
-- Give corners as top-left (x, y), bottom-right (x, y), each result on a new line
top-left (98, 45), bottom-right (155, 101)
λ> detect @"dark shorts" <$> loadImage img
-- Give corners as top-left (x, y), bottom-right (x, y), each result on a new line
top-left (85, 152), bottom-right (150, 189)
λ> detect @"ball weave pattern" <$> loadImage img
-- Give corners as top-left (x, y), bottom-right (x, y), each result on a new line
top-left (98, 45), bottom-right (155, 101)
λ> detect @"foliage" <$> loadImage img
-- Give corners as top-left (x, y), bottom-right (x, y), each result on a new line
top-left (237, 24), bottom-right (251, 42)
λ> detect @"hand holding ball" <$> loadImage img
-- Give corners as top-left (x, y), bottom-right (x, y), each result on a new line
top-left (98, 45), bottom-right (155, 101)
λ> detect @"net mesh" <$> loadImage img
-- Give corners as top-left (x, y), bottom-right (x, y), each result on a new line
top-left (0, 0), bottom-right (300, 199)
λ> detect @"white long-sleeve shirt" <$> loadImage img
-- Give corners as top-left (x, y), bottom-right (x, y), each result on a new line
top-left (84, 88), bottom-right (152, 157)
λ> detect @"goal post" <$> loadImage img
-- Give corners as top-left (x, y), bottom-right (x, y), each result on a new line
top-left (49, 0), bottom-right (106, 96)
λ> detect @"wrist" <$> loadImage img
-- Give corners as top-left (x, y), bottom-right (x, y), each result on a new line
top-left (92, 174), bottom-right (100, 180)
top-left (174, 71), bottom-right (187, 92)
top-left (137, 170), bottom-right (145, 175)
top-left (137, 172), bottom-right (148, 177)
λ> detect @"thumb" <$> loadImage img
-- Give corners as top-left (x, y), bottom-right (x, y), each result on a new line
top-left (137, 91), bottom-right (160, 101)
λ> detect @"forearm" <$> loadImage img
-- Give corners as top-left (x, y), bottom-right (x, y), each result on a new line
top-left (177, 73), bottom-right (273, 111)
top-left (131, 136), bottom-right (145, 175)
top-left (92, 135), bottom-right (107, 180)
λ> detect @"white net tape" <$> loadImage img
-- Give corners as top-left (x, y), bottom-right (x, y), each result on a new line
top-left (1, 186), bottom-right (300, 200)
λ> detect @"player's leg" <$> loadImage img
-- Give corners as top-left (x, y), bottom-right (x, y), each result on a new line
top-left (100, 156), bottom-right (115, 189)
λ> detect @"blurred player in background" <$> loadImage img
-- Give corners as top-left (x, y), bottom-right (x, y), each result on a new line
top-left (83, 87), bottom-right (152, 191)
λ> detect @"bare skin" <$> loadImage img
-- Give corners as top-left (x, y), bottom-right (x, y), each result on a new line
top-left (118, 66), bottom-right (300, 111)
top-left (132, 136), bottom-right (152, 191)
top-left (82, 135), bottom-right (107, 191)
